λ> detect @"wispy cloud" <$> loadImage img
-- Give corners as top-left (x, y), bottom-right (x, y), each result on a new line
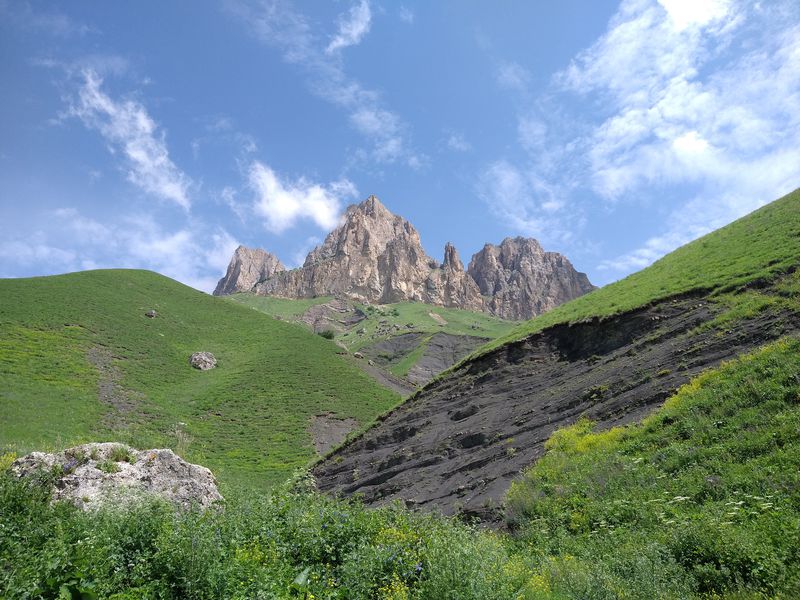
top-left (326, 0), bottom-right (371, 54)
top-left (0, 0), bottom-right (93, 37)
top-left (480, 0), bottom-right (800, 276)
top-left (0, 208), bottom-right (239, 292)
top-left (68, 70), bottom-right (192, 210)
top-left (398, 6), bottom-right (414, 24)
top-left (227, 0), bottom-right (420, 167)
top-left (446, 132), bottom-right (472, 152)
top-left (248, 161), bottom-right (357, 233)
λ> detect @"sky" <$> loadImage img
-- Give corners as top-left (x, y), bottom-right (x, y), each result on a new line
top-left (1, 0), bottom-right (798, 292)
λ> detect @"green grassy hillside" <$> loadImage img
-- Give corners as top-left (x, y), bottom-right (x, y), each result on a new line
top-left (226, 294), bottom-right (517, 351)
top-left (479, 187), bottom-right (800, 355)
top-left (0, 270), bottom-right (399, 491)
top-left (3, 338), bottom-right (798, 599)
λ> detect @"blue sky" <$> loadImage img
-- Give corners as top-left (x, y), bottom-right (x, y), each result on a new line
top-left (1, 0), bottom-right (798, 292)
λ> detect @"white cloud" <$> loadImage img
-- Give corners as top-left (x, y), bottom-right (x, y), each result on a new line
top-left (446, 133), bottom-right (472, 152)
top-left (398, 6), bottom-right (414, 24)
top-left (326, 0), bottom-right (371, 54)
top-left (228, 0), bottom-right (421, 167)
top-left (496, 61), bottom-right (530, 91)
top-left (248, 161), bottom-right (356, 233)
top-left (482, 0), bottom-right (800, 278)
top-left (0, 209), bottom-right (240, 293)
top-left (68, 69), bottom-right (192, 210)
top-left (1, 0), bottom-right (93, 37)
top-left (657, 0), bottom-right (732, 31)
top-left (477, 161), bottom-right (575, 245)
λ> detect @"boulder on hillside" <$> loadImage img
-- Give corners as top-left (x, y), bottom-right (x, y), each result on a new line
top-left (11, 442), bottom-right (223, 511)
top-left (189, 351), bottom-right (217, 370)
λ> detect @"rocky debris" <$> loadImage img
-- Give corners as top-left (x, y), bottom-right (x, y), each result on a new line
top-left (309, 414), bottom-right (359, 455)
top-left (213, 246), bottom-right (285, 296)
top-left (11, 443), bottom-right (223, 511)
top-left (468, 237), bottom-right (596, 320)
top-left (300, 297), bottom-right (366, 334)
top-left (145, 309), bottom-right (157, 318)
top-left (189, 352), bottom-right (217, 370)
top-left (313, 280), bottom-right (800, 521)
top-left (216, 196), bottom-right (593, 319)
top-left (405, 333), bottom-right (489, 385)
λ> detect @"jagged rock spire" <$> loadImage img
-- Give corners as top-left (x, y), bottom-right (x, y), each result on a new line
top-left (213, 196), bottom-right (595, 319)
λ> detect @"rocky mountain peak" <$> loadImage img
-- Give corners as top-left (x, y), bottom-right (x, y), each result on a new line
top-left (213, 246), bottom-right (285, 296)
top-left (442, 242), bottom-right (464, 271)
top-left (468, 238), bottom-right (595, 320)
top-left (215, 195), bottom-right (595, 320)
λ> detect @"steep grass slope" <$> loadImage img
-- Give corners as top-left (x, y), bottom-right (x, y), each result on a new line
top-left (2, 340), bottom-right (798, 599)
top-left (0, 270), bottom-right (399, 491)
top-left (227, 293), bottom-right (517, 383)
top-left (480, 187), bottom-right (800, 355)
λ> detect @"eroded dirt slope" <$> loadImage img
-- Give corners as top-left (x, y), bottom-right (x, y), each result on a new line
top-left (314, 283), bottom-right (800, 521)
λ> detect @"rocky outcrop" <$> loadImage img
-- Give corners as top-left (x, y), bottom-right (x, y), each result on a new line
top-left (216, 196), bottom-right (594, 320)
top-left (213, 246), bottom-right (285, 296)
top-left (255, 196), bottom-right (438, 304)
top-left (189, 352), bottom-right (217, 370)
top-left (423, 243), bottom-right (484, 312)
top-left (468, 238), bottom-right (595, 320)
top-left (11, 443), bottom-right (223, 511)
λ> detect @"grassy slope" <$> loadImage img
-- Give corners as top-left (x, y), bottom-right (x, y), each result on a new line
top-left (227, 294), bottom-right (517, 351)
top-left (478, 187), bottom-right (800, 356)
top-left (505, 338), bottom-right (800, 598)
top-left (225, 293), bottom-right (332, 320)
top-left (3, 340), bottom-right (798, 599)
top-left (0, 270), bottom-right (398, 491)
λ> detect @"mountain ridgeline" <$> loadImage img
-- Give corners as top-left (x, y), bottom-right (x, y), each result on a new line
top-left (214, 196), bottom-right (595, 321)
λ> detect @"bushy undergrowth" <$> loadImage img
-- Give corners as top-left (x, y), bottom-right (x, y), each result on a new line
top-left (0, 471), bottom-right (535, 600)
top-left (3, 339), bottom-right (798, 599)
top-left (507, 338), bottom-right (800, 598)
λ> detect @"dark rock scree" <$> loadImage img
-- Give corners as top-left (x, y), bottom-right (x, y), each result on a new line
top-left (313, 281), bottom-right (800, 522)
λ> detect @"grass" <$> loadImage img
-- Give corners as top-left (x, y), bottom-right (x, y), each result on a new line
top-left (506, 337), bottom-right (800, 598)
top-left (228, 294), bottom-right (517, 350)
top-left (477, 187), bottom-right (800, 356)
top-left (225, 293), bottom-right (332, 320)
top-left (0, 269), bottom-right (399, 492)
top-left (3, 338), bottom-right (798, 598)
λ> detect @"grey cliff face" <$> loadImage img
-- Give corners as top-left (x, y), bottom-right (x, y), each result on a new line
top-left (213, 246), bottom-right (285, 296)
top-left (214, 196), bottom-right (595, 320)
top-left (467, 237), bottom-right (596, 320)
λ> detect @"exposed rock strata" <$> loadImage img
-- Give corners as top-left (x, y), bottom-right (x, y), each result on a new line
top-left (214, 246), bottom-right (285, 296)
top-left (214, 196), bottom-right (594, 320)
top-left (312, 280), bottom-right (800, 522)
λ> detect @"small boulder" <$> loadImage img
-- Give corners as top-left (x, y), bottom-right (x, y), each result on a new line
top-left (189, 352), bottom-right (217, 370)
top-left (145, 310), bottom-right (158, 318)
top-left (11, 443), bottom-right (223, 511)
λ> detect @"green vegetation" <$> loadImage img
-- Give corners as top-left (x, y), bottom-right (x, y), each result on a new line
top-left (480, 188), bottom-right (800, 355)
top-left (0, 270), bottom-right (399, 492)
top-left (3, 339), bottom-right (798, 598)
top-left (228, 293), bottom-right (518, 352)
top-left (506, 338), bottom-right (800, 598)
top-left (226, 293), bottom-right (332, 320)
top-left (345, 302), bottom-right (516, 351)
